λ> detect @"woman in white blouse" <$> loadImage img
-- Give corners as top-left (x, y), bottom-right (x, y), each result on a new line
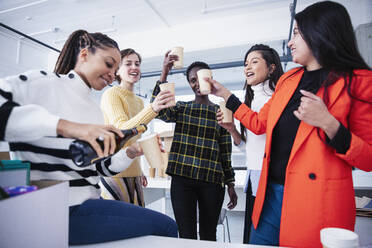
top-left (216, 44), bottom-right (283, 243)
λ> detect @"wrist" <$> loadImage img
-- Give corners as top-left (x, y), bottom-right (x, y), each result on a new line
top-left (227, 182), bottom-right (235, 188)
top-left (222, 91), bottom-right (232, 102)
top-left (57, 119), bottom-right (72, 138)
top-left (322, 115), bottom-right (340, 139)
top-left (160, 69), bottom-right (169, 82)
top-left (150, 102), bottom-right (159, 113)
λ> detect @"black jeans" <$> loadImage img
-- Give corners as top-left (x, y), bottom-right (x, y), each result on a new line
top-left (170, 175), bottom-right (225, 241)
top-left (243, 178), bottom-right (256, 244)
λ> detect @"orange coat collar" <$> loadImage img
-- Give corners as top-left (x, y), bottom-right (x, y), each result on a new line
top-left (270, 68), bottom-right (347, 167)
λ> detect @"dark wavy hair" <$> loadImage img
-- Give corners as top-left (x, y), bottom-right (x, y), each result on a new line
top-left (116, 48), bottom-right (142, 82)
top-left (186, 61), bottom-right (210, 83)
top-left (240, 44), bottom-right (284, 142)
top-left (293, 1), bottom-right (370, 105)
top-left (54, 30), bottom-right (119, 74)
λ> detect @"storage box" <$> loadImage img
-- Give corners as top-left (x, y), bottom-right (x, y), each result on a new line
top-left (0, 180), bottom-right (69, 248)
top-left (0, 160), bottom-right (30, 187)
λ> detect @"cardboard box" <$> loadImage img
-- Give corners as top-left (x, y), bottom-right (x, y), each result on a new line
top-left (0, 180), bottom-right (69, 248)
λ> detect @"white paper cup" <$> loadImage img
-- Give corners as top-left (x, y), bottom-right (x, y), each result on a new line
top-left (159, 82), bottom-right (176, 106)
top-left (138, 133), bottom-right (164, 169)
top-left (170, 47), bottom-right (184, 69)
top-left (320, 227), bottom-right (359, 248)
top-left (197, 69), bottom-right (212, 95)
top-left (219, 101), bottom-right (233, 123)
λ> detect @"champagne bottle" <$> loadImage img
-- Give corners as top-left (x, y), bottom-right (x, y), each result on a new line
top-left (69, 124), bottom-right (147, 167)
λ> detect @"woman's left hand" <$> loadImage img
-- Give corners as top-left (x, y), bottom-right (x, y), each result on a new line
top-left (227, 183), bottom-right (238, 210)
top-left (294, 90), bottom-right (340, 139)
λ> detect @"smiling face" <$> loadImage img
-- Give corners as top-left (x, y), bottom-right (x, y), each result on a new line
top-left (117, 53), bottom-right (141, 85)
top-left (288, 22), bottom-right (320, 70)
top-left (188, 66), bottom-right (204, 96)
top-left (244, 51), bottom-right (273, 86)
top-left (78, 47), bottom-right (121, 90)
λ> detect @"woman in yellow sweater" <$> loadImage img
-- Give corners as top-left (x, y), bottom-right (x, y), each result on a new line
top-left (100, 48), bottom-right (174, 206)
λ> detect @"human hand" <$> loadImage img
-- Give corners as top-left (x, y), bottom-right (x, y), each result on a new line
top-left (151, 90), bottom-right (176, 112)
top-left (216, 109), bottom-right (236, 132)
top-left (163, 50), bottom-right (179, 73)
top-left (126, 142), bottom-right (143, 159)
top-left (227, 184), bottom-right (238, 210)
top-left (205, 78), bottom-right (232, 101)
top-left (142, 175), bottom-right (148, 187)
top-left (293, 90), bottom-right (340, 139)
top-left (57, 120), bottom-right (123, 158)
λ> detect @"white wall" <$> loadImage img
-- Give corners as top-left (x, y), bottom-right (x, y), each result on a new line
top-left (0, 28), bottom-right (54, 78)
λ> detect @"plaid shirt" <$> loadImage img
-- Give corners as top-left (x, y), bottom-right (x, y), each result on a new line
top-left (151, 81), bottom-right (234, 186)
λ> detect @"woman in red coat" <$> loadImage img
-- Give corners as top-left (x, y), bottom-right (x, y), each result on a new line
top-left (206, 1), bottom-right (372, 247)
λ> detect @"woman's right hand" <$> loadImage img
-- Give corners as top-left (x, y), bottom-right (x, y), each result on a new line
top-left (205, 78), bottom-right (232, 101)
top-left (57, 119), bottom-right (123, 158)
top-left (151, 90), bottom-right (176, 112)
top-left (216, 109), bottom-right (236, 132)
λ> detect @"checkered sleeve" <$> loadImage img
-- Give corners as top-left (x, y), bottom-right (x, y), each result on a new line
top-left (219, 126), bottom-right (235, 184)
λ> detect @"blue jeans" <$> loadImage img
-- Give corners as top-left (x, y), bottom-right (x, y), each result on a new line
top-left (249, 182), bottom-right (284, 245)
top-left (69, 199), bottom-right (178, 245)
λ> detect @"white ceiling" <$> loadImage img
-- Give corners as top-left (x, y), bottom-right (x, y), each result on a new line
top-left (0, 0), bottom-right (308, 55)
top-left (1, 0), bottom-right (371, 57)
top-left (1, 0), bottom-right (371, 97)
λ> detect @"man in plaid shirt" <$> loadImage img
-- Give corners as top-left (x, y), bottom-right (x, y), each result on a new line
top-left (151, 51), bottom-right (237, 241)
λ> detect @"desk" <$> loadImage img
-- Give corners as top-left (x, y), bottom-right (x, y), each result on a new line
top-left (144, 170), bottom-right (372, 213)
top-left (70, 235), bottom-right (279, 248)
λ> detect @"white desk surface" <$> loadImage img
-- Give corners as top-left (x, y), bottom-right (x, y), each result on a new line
top-left (71, 235), bottom-right (278, 248)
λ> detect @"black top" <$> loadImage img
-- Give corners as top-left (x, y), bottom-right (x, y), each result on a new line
top-left (269, 68), bottom-right (328, 185)
top-left (226, 68), bottom-right (351, 186)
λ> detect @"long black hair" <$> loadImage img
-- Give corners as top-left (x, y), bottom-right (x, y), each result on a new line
top-left (54, 30), bottom-right (119, 74)
top-left (294, 1), bottom-right (370, 105)
top-left (240, 44), bottom-right (284, 142)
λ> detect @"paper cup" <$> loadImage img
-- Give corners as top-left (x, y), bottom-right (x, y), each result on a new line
top-left (149, 168), bottom-right (156, 178)
top-left (170, 47), bottom-right (184, 69)
top-left (320, 227), bottom-right (359, 248)
top-left (159, 82), bottom-right (176, 106)
top-left (138, 133), bottom-right (164, 169)
top-left (197, 69), bottom-right (212, 95)
top-left (219, 101), bottom-right (233, 123)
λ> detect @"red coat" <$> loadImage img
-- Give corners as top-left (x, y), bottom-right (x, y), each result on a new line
top-left (234, 68), bottom-right (372, 247)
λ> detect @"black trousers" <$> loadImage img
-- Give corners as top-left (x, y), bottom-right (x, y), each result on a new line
top-left (170, 175), bottom-right (225, 241)
top-left (243, 178), bottom-right (256, 244)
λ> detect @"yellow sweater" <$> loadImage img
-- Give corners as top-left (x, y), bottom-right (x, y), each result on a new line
top-left (100, 86), bottom-right (157, 177)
